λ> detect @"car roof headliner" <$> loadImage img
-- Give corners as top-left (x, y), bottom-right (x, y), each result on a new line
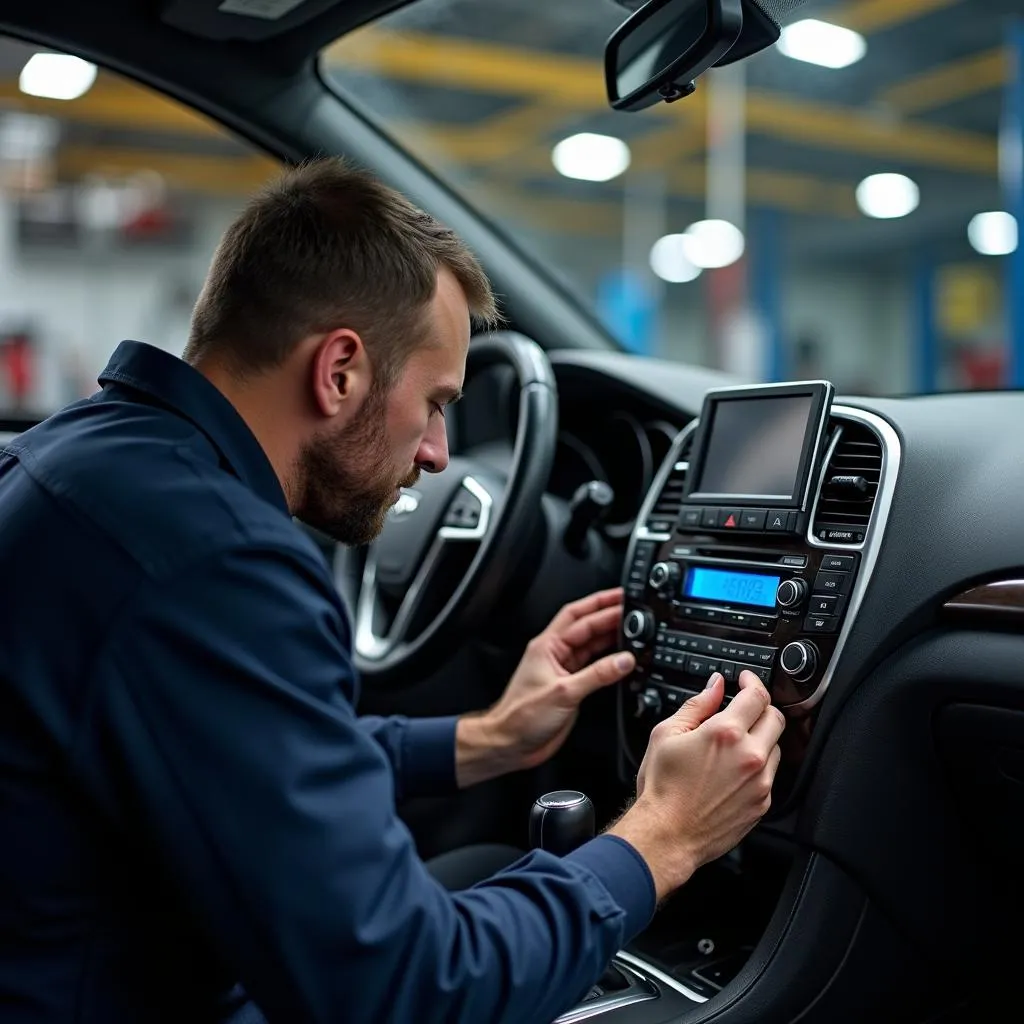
top-left (0, 0), bottom-right (416, 80)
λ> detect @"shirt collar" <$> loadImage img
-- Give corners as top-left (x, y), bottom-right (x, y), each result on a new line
top-left (97, 341), bottom-right (289, 515)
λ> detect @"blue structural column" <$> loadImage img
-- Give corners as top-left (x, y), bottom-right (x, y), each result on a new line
top-left (913, 252), bottom-right (938, 392)
top-left (1006, 22), bottom-right (1024, 387)
top-left (751, 208), bottom-right (785, 381)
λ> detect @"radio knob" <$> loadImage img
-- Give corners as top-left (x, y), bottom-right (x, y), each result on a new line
top-left (648, 561), bottom-right (681, 594)
top-left (623, 609), bottom-right (654, 645)
top-left (634, 686), bottom-right (663, 718)
top-left (780, 641), bottom-right (819, 683)
top-left (776, 578), bottom-right (808, 609)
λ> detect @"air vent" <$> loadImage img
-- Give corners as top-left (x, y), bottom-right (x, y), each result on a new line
top-left (645, 437), bottom-right (691, 533)
top-left (812, 422), bottom-right (883, 545)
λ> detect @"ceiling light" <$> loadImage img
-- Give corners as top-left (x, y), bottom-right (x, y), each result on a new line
top-left (681, 219), bottom-right (745, 270)
top-left (19, 53), bottom-right (97, 101)
top-left (650, 234), bottom-right (702, 283)
top-left (777, 19), bottom-right (866, 69)
top-left (551, 133), bottom-right (631, 182)
top-left (855, 173), bottom-right (920, 219)
top-left (968, 211), bottom-right (1018, 256)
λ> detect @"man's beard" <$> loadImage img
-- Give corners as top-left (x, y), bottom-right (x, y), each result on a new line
top-left (296, 389), bottom-right (419, 546)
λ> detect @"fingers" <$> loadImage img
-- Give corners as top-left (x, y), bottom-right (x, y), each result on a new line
top-left (765, 743), bottom-right (782, 782)
top-left (662, 673), bottom-right (724, 732)
top-left (559, 603), bottom-right (622, 651)
top-left (548, 588), bottom-right (624, 632)
top-left (749, 702), bottom-right (786, 752)
top-left (565, 649), bottom-right (635, 700)
top-left (721, 670), bottom-right (772, 731)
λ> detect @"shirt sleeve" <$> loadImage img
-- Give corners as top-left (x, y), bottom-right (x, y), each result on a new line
top-left (81, 542), bottom-right (656, 1024)
top-left (357, 714), bottom-right (459, 801)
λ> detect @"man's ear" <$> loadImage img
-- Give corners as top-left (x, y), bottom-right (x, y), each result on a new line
top-left (311, 329), bottom-right (372, 419)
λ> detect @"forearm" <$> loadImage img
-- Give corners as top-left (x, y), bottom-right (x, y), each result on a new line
top-left (455, 712), bottom-right (522, 788)
top-left (605, 800), bottom-right (699, 902)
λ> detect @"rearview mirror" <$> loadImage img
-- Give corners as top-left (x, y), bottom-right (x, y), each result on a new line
top-left (605, 0), bottom-right (743, 112)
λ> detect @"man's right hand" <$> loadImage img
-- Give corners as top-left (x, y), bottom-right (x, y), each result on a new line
top-left (607, 670), bottom-right (784, 900)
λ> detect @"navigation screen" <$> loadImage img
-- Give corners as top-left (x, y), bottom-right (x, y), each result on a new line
top-left (684, 567), bottom-right (780, 609)
top-left (695, 395), bottom-right (814, 500)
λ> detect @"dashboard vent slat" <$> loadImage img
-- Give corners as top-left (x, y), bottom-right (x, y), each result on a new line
top-left (646, 436), bottom-right (691, 533)
top-left (812, 425), bottom-right (883, 545)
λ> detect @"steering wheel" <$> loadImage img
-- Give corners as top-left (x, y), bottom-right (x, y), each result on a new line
top-left (335, 332), bottom-right (558, 686)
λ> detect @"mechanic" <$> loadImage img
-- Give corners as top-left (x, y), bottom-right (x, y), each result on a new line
top-left (0, 158), bottom-right (784, 1024)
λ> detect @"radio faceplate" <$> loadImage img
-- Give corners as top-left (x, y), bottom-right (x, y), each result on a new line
top-left (618, 394), bottom-right (898, 773)
top-left (622, 539), bottom-right (858, 717)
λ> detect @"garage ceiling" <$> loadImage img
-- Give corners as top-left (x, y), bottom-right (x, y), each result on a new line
top-left (0, 0), bottom-right (1015, 270)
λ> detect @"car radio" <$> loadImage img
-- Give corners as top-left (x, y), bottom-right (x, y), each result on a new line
top-left (619, 380), bottom-right (865, 759)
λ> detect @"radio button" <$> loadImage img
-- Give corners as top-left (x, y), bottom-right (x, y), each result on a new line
top-left (649, 561), bottom-right (681, 593)
top-left (726, 611), bottom-right (754, 627)
top-left (701, 508), bottom-right (721, 529)
top-left (720, 661), bottom-right (739, 682)
top-left (687, 657), bottom-right (710, 677)
top-left (740, 509), bottom-right (767, 531)
top-left (720, 509), bottom-right (742, 530)
top-left (679, 604), bottom-right (700, 621)
top-left (821, 554), bottom-right (856, 573)
top-left (776, 578), bottom-right (808, 609)
top-left (779, 554), bottom-right (808, 568)
top-left (680, 507), bottom-right (703, 530)
top-left (813, 570), bottom-right (851, 596)
top-left (624, 609), bottom-right (655, 643)
top-left (766, 511), bottom-right (789, 532)
top-left (753, 616), bottom-right (777, 630)
top-left (804, 615), bottom-right (840, 633)
top-left (809, 595), bottom-right (838, 616)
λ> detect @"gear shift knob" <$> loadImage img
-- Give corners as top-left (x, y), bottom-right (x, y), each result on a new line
top-left (529, 790), bottom-right (595, 856)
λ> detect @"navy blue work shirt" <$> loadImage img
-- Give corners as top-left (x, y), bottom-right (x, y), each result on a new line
top-left (0, 341), bottom-right (655, 1023)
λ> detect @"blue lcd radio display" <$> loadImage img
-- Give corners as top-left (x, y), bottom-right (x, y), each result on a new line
top-left (683, 567), bottom-right (780, 609)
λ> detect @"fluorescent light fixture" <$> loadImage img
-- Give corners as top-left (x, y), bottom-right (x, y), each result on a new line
top-left (552, 132), bottom-right (631, 182)
top-left (856, 173), bottom-right (920, 219)
top-left (19, 53), bottom-right (97, 101)
top-left (777, 19), bottom-right (866, 69)
top-left (968, 211), bottom-right (1018, 256)
top-left (650, 234), bottom-right (702, 283)
top-left (681, 219), bottom-right (745, 269)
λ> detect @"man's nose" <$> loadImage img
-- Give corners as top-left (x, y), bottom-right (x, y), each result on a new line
top-left (415, 417), bottom-right (449, 474)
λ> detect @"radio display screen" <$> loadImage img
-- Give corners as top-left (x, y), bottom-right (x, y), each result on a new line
top-left (683, 566), bottom-right (780, 609)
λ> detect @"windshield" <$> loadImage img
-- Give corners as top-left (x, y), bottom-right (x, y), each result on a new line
top-left (322, 0), bottom-right (1013, 395)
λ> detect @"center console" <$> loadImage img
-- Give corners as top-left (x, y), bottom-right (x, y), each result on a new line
top-left (618, 382), bottom-right (895, 771)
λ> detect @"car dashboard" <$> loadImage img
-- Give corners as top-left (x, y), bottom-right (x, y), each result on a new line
top-left (529, 348), bottom-right (1024, 1021)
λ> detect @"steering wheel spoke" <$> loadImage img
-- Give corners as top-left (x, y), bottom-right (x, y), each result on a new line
top-left (354, 477), bottom-right (494, 660)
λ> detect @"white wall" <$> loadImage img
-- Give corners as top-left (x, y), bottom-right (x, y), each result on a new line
top-left (0, 194), bottom-right (240, 411)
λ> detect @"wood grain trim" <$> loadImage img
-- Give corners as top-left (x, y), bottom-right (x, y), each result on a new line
top-left (944, 579), bottom-right (1024, 621)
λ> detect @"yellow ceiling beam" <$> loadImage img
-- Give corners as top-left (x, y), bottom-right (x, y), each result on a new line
top-left (0, 75), bottom-right (224, 137)
top-left (745, 91), bottom-right (996, 174)
top-left (879, 46), bottom-right (1007, 114)
top-left (830, 0), bottom-right (963, 34)
top-left (325, 30), bottom-right (997, 175)
top-left (325, 27), bottom-right (609, 108)
top-left (57, 146), bottom-right (279, 195)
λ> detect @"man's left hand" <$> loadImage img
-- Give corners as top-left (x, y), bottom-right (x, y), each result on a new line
top-left (456, 588), bottom-right (636, 788)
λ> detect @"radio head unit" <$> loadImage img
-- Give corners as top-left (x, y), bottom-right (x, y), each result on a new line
top-left (685, 381), bottom-right (834, 518)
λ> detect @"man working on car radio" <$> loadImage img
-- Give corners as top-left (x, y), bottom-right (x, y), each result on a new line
top-left (0, 158), bottom-right (784, 1024)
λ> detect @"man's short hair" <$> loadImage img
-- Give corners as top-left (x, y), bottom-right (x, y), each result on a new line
top-left (184, 158), bottom-right (499, 387)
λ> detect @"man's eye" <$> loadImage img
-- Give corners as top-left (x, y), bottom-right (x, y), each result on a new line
top-left (432, 402), bottom-right (446, 418)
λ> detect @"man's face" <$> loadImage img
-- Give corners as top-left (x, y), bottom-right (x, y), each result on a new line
top-left (297, 268), bottom-right (471, 545)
